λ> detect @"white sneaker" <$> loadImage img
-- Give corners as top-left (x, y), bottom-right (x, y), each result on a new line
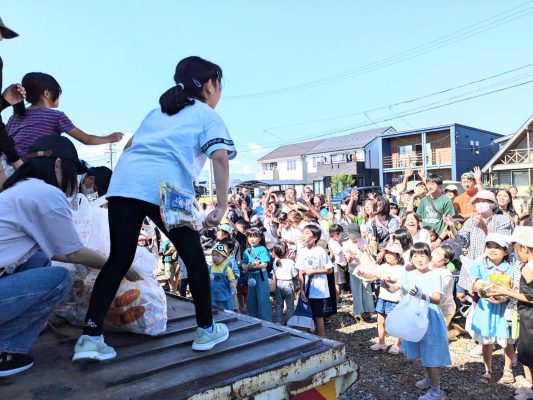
top-left (415, 377), bottom-right (432, 390)
top-left (469, 345), bottom-right (483, 358)
top-left (72, 335), bottom-right (117, 361)
top-left (192, 322), bottom-right (229, 351)
top-left (418, 388), bottom-right (445, 400)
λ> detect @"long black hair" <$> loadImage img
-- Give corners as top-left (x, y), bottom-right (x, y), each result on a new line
top-left (2, 157), bottom-right (78, 196)
top-left (15, 72), bottom-right (62, 115)
top-left (159, 56), bottom-right (222, 116)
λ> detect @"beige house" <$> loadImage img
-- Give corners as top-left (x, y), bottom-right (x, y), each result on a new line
top-left (482, 114), bottom-right (533, 195)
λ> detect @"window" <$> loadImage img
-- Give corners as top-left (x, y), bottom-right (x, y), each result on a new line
top-left (398, 145), bottom-right (412, 156)
top-left (512, 171), bottom-right (528, 189)
top-left (470, 140), bottom-right (480, 154)
top-left (287, 159), bottom-right (296, 170)
top-left (263, 162), bottom-right (277, 171)
top-left (312, 156), bottom-right (320, 167)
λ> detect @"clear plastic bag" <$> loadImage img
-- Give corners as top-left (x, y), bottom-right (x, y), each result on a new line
top-left (160, 181), bottom-right (204, 231)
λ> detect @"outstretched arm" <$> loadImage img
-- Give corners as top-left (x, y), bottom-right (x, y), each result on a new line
top-left (67, 128), bottom-right (124, 145)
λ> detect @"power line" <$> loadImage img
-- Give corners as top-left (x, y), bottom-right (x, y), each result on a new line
top-left (225, 1), bottom-right (533, 100)
top-left (237, 77), bottom-right (533, 154)
top-left (265, 62), bottom-right (533, 131)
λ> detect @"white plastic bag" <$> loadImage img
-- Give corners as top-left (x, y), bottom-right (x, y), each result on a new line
top-left (87, 198), bottom-right (110, 256)
top-left (54, 246), bottom-right (167, 335)
top-left (105, 273), bottom-right (167, 336)
top-left (386, 294), bottom-right (430, 342)
top-left (70, 194), bottom-right (92, 246)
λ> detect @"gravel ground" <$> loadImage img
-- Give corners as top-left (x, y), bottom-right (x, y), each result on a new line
top-left (328, 292), bottom-right (525, 400)
top-left (157, 265), bottom-right (525, 399)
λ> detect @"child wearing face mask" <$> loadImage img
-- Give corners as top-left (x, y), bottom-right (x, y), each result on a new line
top-left (79, 166), bottom-right (112, 198)
top-left (470, 234), bottom-right (515, 385)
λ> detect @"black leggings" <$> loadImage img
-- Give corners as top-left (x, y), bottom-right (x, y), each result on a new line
top-left (83, 197), bottom-right (212, 336)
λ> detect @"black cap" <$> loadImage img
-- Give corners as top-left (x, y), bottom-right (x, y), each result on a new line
top-left (27, 136), bottom-right (88, 174)
top-left (0, 17), bottom-right (19, 39)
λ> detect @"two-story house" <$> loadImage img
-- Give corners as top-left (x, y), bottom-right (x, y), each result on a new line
top-left (256, 127), bottom-right (394, 194)
top-left (306, 127), bottom-right (395, 193)
top-left (364, 124), bottom-right (503, 186)
top-left (482, 114), bottom-right (533, 195)
top-left (256, 139), bottom-right (324, 182)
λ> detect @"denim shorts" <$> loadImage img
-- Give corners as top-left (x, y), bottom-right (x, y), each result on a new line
top-left (375, 298), bottom-right (398, 315)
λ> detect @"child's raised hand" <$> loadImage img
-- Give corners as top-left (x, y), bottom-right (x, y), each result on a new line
top-left (107, 132), bottom-right (125, 143)
top-left (408, 285), bottom-right (419, 297)
top-left (2, 83), bottom-right (26, 104)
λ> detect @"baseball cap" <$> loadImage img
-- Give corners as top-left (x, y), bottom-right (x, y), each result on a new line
top-left (403, 188), bottom-right (415, 194)
top-left (27, 136), bottom-right (88, 174)
top-left (347, 223), bottom-right (361, 238)
top-left (445, 184), bottom-right (458, 193)
top-left (470, 189), bottom-right (496, 204)
top-left (0, 17), bottom-right (18, 39)
top-left (485, 233), bottom-right (510, 249)
top-left (509, 226), bottom-right (533, 248)
top-left (461, 172), bottom-right (476, 181)
top-left (217, 223), bottom-right (233, 235)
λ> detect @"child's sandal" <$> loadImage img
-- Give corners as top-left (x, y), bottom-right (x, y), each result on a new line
top-left (481, 371), bottom-right (492, 384)
top-left (388, 344), bottom-right (401, 355)
top-left (370, 343), bottom-right (387, 351)
top-left (499, 369), bottom-right (514, 385)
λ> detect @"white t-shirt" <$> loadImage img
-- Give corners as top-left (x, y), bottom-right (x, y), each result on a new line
top-left (328, 238), bottom-right (347, 270)
top-left (108, 101), bottom-right (237, 205)
top-left (273, 258), bottom-right (297, 280)
top-left (295, 246), bottom-right (333, 299)
top-left (413, 228), bottom-right (431, 245)
top-left (0, 179), bottom-right (84, 274)
top-left (376, 263), bottom-right (404, 302)
top-left (432, 267), bottom-right (456, 316)
top-left (281, 226), bottom-right (299, 251)
top-left (342, 239), bottom-right (363, 272)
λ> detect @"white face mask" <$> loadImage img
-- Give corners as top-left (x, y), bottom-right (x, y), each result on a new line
top-left (340, 204), bottom-right (348, 213)
top-left (81, 184), bottom-right (96, 196)
top-left (475, 202), bottom-right (491, 214)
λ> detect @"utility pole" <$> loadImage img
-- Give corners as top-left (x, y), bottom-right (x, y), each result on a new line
top-left (105, 143), bottom-right (116, 169)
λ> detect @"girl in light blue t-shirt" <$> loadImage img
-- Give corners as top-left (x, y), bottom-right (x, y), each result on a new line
top-left (74, 56), bottom-right (237, 362)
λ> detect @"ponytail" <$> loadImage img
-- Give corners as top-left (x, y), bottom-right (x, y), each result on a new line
top-left (159, 85), bottom-right (194, 116)
top-left (159, 56), bottom-right (223, 116)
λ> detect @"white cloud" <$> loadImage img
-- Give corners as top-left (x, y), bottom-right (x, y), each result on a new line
top-left (247, 142), bottom-right (264, 154)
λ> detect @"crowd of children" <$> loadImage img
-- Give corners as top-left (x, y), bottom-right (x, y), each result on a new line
top-left (157, 175), bottom-right (533, 400)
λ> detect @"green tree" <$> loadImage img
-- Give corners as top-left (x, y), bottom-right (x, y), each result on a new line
top-left (330, 173), bottom-right (354, 196)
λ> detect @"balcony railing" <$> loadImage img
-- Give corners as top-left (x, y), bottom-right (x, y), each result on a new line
top-left (383, 149), bottom-right (452, 169)
top-left (256, 169), bottom-right (279, 180)
top-left (502, 148), bottom-right (533, 164)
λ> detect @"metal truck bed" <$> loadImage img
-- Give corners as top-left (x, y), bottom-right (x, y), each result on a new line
top-left (0, 295), bottom-right (356, 399)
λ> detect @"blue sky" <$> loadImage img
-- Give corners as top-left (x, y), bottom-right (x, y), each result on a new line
top-left (2, 1), bottom-right (533, 183)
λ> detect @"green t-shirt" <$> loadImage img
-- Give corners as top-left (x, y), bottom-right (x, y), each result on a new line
top-left (416, 194), bottom-right (455, 236)
top-left (161, 239), bottom-right (174, 263)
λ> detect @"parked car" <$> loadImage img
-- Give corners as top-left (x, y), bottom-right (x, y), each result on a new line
top-left (331, 186), bottom-right (383, 204)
